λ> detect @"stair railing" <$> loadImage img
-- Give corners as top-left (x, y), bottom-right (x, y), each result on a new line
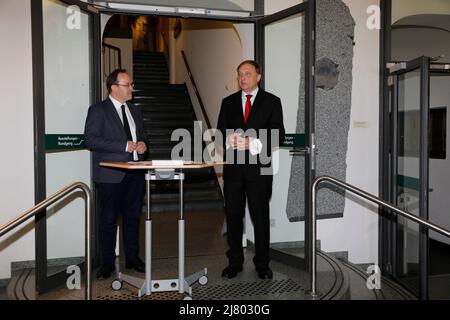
top-left (181, 50), bottom-right (212, 130)
top-left (160, 32), bottom-right (170, 66)
top-left (0, 182), bottom-right (92, 300)
top-left (310, 175), bottom-right (450, 298)
top-left (103, 42), bottom-right (122, 77)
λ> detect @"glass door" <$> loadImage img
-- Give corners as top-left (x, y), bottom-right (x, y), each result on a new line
top-left (255, 2), bottom-right (315, 269)
top-left (389, 56), bottom-right (430, 299)
top-left (426, 64), bottom-right (450, 300)
top-left (33, 0), bottom-right (100, 295)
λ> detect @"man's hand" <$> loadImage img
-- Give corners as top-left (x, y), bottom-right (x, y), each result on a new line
top-left (127, 141), bottom-right (137, 153)
top-left (136, 141), bottom-right (147, 154)
top-left (228, 133), bottom-right (252, 151)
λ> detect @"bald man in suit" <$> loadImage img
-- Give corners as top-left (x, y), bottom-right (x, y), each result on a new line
top-left (217, 60), bottom-right (285, 280)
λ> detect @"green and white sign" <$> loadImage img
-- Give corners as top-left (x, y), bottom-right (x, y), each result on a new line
top-left (45, 134), bottom-right (85, 151)
top-left (282, 133), bottom-right (306, 148)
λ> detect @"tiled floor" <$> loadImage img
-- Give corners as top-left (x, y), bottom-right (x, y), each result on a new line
top-left (36, 208), bottom-right (312, 300)
top-left (5, 206), bottom-right (422, 300)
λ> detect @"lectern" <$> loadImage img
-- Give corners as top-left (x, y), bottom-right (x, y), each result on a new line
top-left (100, 160), bottom-right (224, 298)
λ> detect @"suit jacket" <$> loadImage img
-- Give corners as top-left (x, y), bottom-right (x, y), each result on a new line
top-left (84, 98), bottom-right (147, 183)
top-left (217, 89), bottom-right (285, 182)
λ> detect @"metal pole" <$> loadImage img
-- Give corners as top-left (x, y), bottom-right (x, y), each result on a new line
top-left (146, 171), bottom-right (152, 295)
top-left (85, 184), bottom-right (92, 300)
top-left (179, 170), bottom-right (185, 293)
top-left (310, 178), bottom-right (318, 298)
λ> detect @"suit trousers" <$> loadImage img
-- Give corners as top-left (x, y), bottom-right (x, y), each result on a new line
top-left (96, 172), bottom-right (145, 267)
top-left (224, 176), bottom-right (273, 270)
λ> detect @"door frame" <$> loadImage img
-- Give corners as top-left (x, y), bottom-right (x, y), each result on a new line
top-left (98, 0), bottom-right (316, 272)
top-left (31, 0), bottom-right (102, 294)
top-left (97, 1), bottom-right (316, 270)
top-left (387, 56), bottom-right (431, 299)
top-left (255, 1), bottom-right (316, 270)
top-left (32, 0), bottom-right (316, 293)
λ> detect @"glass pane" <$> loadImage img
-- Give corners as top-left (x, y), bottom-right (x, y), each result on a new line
top-left (264, 12), bottom-right (306, 257)
top-left (104, 0), bottom-right (254, 12)
top-left (43, 0), bottom-right (92, 289)
top-left (428, 73), bottom-right (450, 299)
top-left (396, 70), bottom-right (421, 296)
top-left (391, 0), bottom-right (450, 24)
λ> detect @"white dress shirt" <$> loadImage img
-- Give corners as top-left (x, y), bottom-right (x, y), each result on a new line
top-left (109, 95), bottom-right (138, 160)
top-left (240, 88), bottom-right (262, 155)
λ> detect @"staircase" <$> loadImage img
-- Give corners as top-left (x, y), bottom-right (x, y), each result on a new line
top-left (132, 51), bottom-right (223, 212)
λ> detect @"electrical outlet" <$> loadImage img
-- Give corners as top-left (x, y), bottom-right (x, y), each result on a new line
top-left (270, 219), bottom-right (276, 227)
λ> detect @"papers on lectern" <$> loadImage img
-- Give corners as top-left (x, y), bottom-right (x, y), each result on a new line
top-left (151, 160), bottom-right (184, 166)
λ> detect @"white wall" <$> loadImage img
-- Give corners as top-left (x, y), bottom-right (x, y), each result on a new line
top-left (0, 0), bottom-right (35, 280)
top-left (392, 28), bottom-right (450, 62)
top-left (174, 19), bottom-right (243, 128)
top-left (265, 0), bottom-right (304, 15)
top-left (317, 0), bottom-right (380, 264)
top-left (392, 0), bottom-right (450, 24)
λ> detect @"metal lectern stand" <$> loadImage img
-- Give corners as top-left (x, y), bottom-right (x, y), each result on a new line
top-left (100, 162), bottom-right (220, 299)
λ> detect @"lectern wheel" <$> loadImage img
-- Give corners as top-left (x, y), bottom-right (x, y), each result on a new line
top-left (199, 275), bottom-right (208, 285)
top-left (183, 295), bottom-right (193, 300)
top-left (111, 279), bottom-right (123, 291)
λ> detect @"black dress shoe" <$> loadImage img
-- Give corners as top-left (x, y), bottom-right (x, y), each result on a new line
top-left (126, 257), bottom-right (145, 273)
top-left (256, 267), bottom-right (273, 280)
top-left (96, 264), bottom-right (115, 280)
top-left (221, 265), bottom-right (243, 279)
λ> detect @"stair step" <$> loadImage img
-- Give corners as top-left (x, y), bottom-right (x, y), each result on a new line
top-left (133, 84), bottom-right (186, 90)
top-left (146, 128), bottom-right (194, 135)
top-left (134, 70), bottom-right (169, 75)
top-left (133, 94), bottom-right (191, 104)
top-left (133, 95), bottom-right (188, 101)
top-left (132, 51), bottom-right (222, 211)
top-left (142, 114), bottom-right (195, 122)
top-left (136, 103), bottom-right (191, 109)
top-left (143, 120), bottom-right (195, 128)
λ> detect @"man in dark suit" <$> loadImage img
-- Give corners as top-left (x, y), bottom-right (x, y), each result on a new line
top-left (84, 69), bottom-right (147, 279)
top-left (217, 60), bottom-right (285, 280)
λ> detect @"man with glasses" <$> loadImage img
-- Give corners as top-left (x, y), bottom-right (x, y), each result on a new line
top-left (84, 69), bottom-right (147, 279)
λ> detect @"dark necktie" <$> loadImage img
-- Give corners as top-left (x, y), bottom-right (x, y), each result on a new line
top-left (121, 104), bottom-right (133, 141)
top-left (244, 94), bottom-right (252, 123)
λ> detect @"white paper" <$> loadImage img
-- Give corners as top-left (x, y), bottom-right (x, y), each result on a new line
top-left (151, 160), bottom-right (184, 166)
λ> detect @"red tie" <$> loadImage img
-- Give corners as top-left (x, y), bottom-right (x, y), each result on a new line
top-left (244, 94), bottom-right (252, 123)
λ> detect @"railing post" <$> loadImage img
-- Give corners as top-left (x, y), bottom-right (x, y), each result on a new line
top-left (309, 177), bottom-right (319, 298)
top-left (0, 182), bottom-right (93, 300)
top-left (84, 184), bottom-right (92, 300)
top-left (309, 175), bottom-right (450, 300)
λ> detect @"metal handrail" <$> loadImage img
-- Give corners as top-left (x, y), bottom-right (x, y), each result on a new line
top-left (181, 50), bottom-right (212, 130)
top-left (160, 32), bottom-right (170, 65)
top-left (310, 175), bottom-right (450, 298)
top-left (0, 182), bottom-right (92, 300)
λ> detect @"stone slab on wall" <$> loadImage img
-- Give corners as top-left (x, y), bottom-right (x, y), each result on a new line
top-left (287, 0), bottom-right (355, 221)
